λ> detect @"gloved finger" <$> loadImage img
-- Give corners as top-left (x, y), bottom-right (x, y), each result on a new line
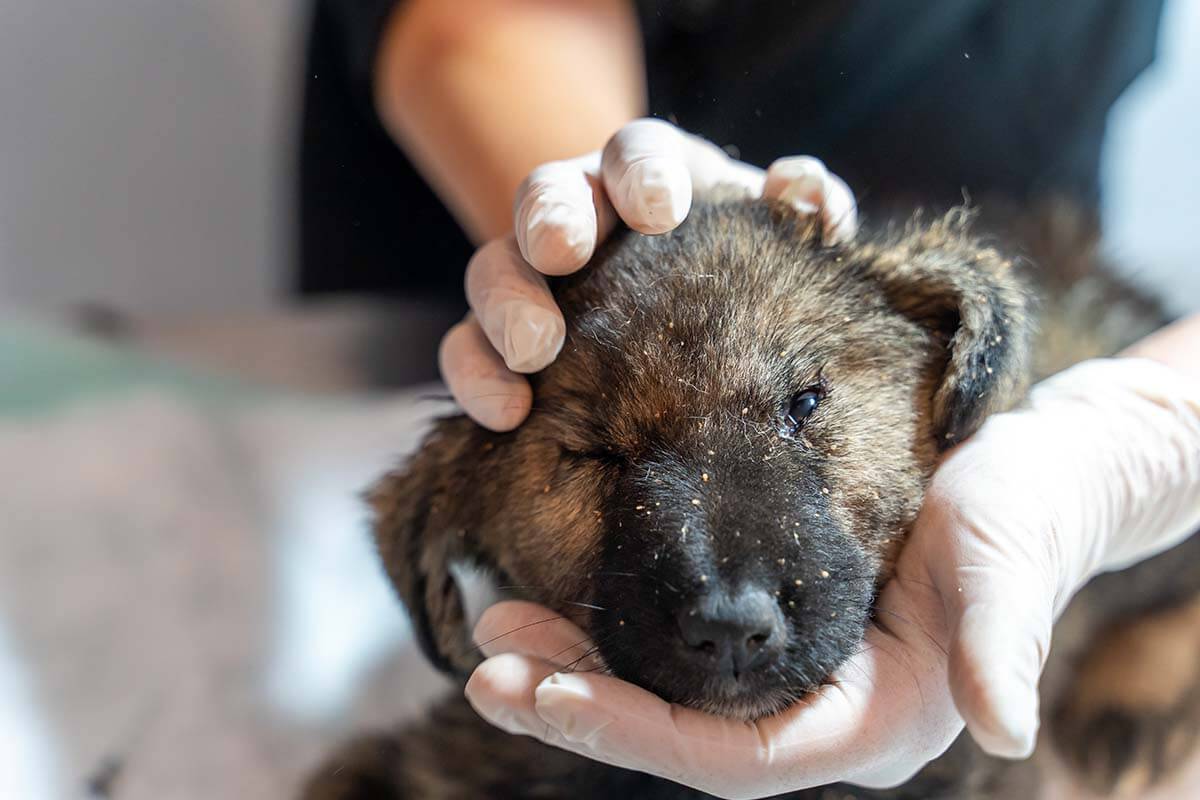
top-left (601, 118), bottom-right (693, 234)
top-left (529, 612), bottom-right (958, 798)
top-left (946, 582), bottom-right (1052, 759)
top-left (439, 314), bottom-right (532, 432)
top-left (763, 156), bottom-right (859, 244)
top-left (514, 153), bottom-right (616, 276)
top-left (819, 171), bottom-right (858, 244)
top-left (533, 667), bottom-right (777, 797)
top-left (913, 463), bottom-right (1055, 761)
top-left (761, 592), bottom-right (960, 791)
top-left (473, 600), bottom-right (599, 669)
top-left (529, 651), bottom-right (891, 797)
top-left (465, 652), bottom-right (563, 739)
top-left (465, 237), bottom-right (566, 374)
top-left (680, 132), bottom-right (765, 197)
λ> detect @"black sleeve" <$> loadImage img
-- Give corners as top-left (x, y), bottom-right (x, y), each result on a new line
top-left (298, 0), bottom-right (1165, 303)
top-left (314, 0), bottom-right (404, 120)
top-left (637, 0), bottom-right (1165, 211)
top-left (298, 0), bottom-right (476, 301)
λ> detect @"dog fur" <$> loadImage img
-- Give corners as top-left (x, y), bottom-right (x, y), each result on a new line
top-left (304, 196), bottom-right (1200, 799)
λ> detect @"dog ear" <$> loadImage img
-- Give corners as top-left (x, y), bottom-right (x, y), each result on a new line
top-left (367, 415), bottom-right (492, 677)
top-left (862, 211), bottom-right (1035, 448)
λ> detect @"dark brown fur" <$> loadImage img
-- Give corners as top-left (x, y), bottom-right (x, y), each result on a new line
top-left (305, 197), bottom-right (1199, 799)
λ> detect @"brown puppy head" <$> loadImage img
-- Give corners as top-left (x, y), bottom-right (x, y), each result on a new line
top-left (371, 199), bottom-right (1033, 720)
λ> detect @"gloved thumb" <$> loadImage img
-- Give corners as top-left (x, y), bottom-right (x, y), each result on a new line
top-left (947, 582), bottom-right (1053, 760)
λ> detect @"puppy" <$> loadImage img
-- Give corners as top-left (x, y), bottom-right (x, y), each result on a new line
top-left (304, 197), bottom-right (1200, 799)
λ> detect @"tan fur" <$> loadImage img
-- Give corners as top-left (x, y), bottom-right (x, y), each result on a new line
top-left (1051, 590), bottom-right (1200, 797)
top-left (1073, 600), bottom-right (1200, 713)
top-left (306, 198), bottom-right (1198, 800)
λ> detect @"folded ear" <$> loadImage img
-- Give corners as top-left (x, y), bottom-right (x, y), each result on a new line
top-left (367, 415), bottom-right (492, 677)
top-left (863, 211), bottom-right (1035, 448)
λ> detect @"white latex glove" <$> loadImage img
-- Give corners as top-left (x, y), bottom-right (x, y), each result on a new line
top-left (438, 117), bottom-right (858, 431)
top-left (464, 357), bottom-right (1200, 799)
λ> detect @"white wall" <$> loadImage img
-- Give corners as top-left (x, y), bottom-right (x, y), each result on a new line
top-left (0, 0), bottom-right (305, 316)
top-left (1102, 0), bottom-right (1200, 315)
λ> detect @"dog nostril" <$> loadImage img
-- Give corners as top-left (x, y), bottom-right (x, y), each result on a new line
top-left (677, 588), bottom-right (784, 677)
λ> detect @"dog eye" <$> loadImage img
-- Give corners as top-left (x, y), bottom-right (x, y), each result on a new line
top-left (786, 389), bottom-right (822, 430)
top-left (559, 443), bottom-right (625, 467)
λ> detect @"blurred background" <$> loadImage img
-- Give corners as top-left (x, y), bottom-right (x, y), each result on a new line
top-left (0, 1), bottom-right (1197, 798)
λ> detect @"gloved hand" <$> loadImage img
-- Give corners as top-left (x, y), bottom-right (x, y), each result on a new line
top-left (439, 117), bottom-right (858, 431)
top-left (463, 357), bottom-right (1200, 799)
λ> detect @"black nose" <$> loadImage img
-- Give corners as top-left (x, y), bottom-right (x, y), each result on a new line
top-left (677, 589), bottom-right (785, 678)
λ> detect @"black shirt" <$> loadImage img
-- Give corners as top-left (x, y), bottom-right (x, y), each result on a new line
top-left (297, 0), bottom-right (1164, 298)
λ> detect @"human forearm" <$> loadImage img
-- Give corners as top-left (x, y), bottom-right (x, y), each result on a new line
top-left (1121, 312), bottom-right (1200, 381)
top-left (375, 0), bottom-right (645, 242)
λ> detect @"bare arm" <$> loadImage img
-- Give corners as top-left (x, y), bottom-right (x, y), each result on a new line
top-left (1122, 313), bottom-right (1200, 381)
top-left (374, 0), bottom-right (645, 242)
